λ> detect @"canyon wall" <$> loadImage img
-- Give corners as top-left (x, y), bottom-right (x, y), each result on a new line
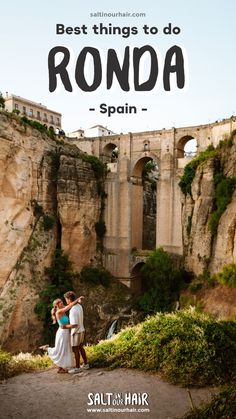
top-left (1, 112), bottom-right (236, 351)
top-left (0, 113), bottom-right (101, 351)
top-left (181, 138), bottom-right (236, 276)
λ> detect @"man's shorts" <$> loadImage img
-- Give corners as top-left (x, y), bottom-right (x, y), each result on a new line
top-left (71, 331), bottom-right (85, 347)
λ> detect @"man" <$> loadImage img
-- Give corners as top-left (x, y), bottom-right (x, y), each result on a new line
top-left (63, 291), bottom-right (89, 374)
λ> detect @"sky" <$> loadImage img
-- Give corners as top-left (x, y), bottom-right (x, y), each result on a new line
top-left (1, 0), bottom-right (236, 134)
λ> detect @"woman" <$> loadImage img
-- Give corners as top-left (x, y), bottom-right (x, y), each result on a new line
top-left (47, 296), bottom-right (83, 373)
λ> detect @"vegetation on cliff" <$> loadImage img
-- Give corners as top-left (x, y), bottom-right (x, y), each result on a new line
top-left (0, 92), bottom-right (5, 109)
top-left (79, 265), bottom-right (112, 287)
top-left (208, 174), bottom-right (236, 235)
top-left (179, 136), bottom-right (236, 236)
top-left (81, 154), bottom-right (107, 180)
top-left (87, 309), bottom-right (236, 387)
top-left (183, 386), bottom-right (236, 419)
top-left (34, 250), bottom-right (76, 344)
top-left (138, 248), bottom-right (184, 313)
top-left (179, 144), bottom-right (217, 196)
top-left (211, 263), bottom-right (236, 288)
top-left (21, 115), bottom-right (55, 139)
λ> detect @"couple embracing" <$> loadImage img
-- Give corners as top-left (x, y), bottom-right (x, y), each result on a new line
top-left (47, 291), bottom-right (89, 374)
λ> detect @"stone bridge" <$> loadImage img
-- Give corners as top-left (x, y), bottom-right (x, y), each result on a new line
top-left (70, 117), bottom-right (236, 291)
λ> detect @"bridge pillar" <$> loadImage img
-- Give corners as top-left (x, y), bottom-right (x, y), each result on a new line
top-left (104, 156), bottom-right (132, 286)
top-left (130, 177), bottom-right (143, 249)
top-left (156, 153), bottom-right (183, 254)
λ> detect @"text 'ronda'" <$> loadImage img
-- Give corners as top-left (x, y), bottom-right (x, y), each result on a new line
top-left (48, 45), bottom-right (186, 93)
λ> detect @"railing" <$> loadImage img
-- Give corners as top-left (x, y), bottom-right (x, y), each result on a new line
top-left (184, 151), bottom-right (197, 157)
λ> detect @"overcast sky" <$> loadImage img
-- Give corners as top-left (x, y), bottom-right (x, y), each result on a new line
top-left (1, 0), bottom-right (236, 134)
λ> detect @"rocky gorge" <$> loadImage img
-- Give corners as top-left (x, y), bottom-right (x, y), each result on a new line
top-left (0, 112), bottom-right (138, 352)
top-left (181, 141), bottom-right (236, 275)
top-left (0, 111), bottom-right (236, 353)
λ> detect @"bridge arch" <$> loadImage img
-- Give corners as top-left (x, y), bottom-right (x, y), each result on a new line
top-left (101, 142), bottom-right (118, 162)
top-left (130, 262), bottom-right (146, 294)
top-left (176, 135), bottom-right (198, 158)
top-left (131, 152), bottom-right (160, 176)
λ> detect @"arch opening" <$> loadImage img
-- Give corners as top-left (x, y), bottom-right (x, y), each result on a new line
top-left (130, 262), bottom-right (146, 294)
top-left (102, 143), bottom-right (118, 163)
top-left (177, 136), bottom-right (197, 158)
top-left (131, 157), bottom-right (159, 251)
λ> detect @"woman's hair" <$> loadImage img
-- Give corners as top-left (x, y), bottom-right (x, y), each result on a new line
top-left (51, 298), bottom-right (62, 324)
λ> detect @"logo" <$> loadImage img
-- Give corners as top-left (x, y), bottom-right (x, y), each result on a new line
top-left (87, 392), bottom-right (149, 406)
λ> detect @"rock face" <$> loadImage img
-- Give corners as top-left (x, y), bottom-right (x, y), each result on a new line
top-left (57, 152), bottom-right (100, 271)
top-left (181, 139), bottom-right (236, 276)
top-left (72, 280), bottom-right (142, 344)
top-left (1, 112), bottom-right (236, 351)
top-left (0, 113), bottom-right (101, 351)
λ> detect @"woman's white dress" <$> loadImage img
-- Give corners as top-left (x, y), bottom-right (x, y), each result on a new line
top-left (48, 314), bottom-right (74, 369)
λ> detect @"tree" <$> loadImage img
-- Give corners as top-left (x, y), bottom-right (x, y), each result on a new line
top-left (34, 249), bottom-right (77, 343)
top-left (138, 248), bottom-right (181, 314)
top-left (0, 92), bottom-right (5, 109)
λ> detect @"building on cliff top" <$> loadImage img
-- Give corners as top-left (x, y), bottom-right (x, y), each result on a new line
top-left (67, 124), bottom-right (116, 139)
top-left (67, 128), bottom-right (85, 138)
top-left (4, 92), bottom-right (62, 131)
top-left (85, 125), bottom-right (116, 137)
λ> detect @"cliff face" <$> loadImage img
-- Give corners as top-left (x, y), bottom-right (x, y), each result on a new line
top-left (181, 139), bottom-right (236, 276)
top-left (0, 113), bottom-right (101, 351)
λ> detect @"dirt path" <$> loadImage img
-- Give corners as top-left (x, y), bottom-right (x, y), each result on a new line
top-left (0, 368), bottom-right (217, 419)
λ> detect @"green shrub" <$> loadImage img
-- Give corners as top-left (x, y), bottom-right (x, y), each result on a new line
top-left (212, 264), bottom-right (236, 288)
top-left (79, 265), bottom-right (111, 287)
top-left (42, 214), bottom-right (55, 231)
top-left (0, 92), bottom-right (5, 109)
top-left (21, 116), bottom-right (55, 139)
top-left (138, 248), bottom-right (182, 314)
top-left (35, 249), bottom-right (76, 343)
top-left (87, 309), bottom-right (236, 386)
top-left (0, 351), bottom-right (52, 380)
top-left (229, 128), bottom-right (236, 142)
top-left (179, 162), bottom-right (198, 196)
top-left (183, 386), bottom-right (236, 419)
top-left (82, 154), bottom-right (106, 179)
top-left (0, 350), bottom-right (12, 379)
top-left (179, 145), bottom-right (217, 196)
top-left (189, 281), bottom-right (203, 293)
top-left (31, 199), bottom-right (43, 217)
top-left (187, 214), bottom-right (193, 236)
top-left (208, 175), bottom-right (236, 235)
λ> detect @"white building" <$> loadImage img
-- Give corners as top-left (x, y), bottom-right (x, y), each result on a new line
top-left (67, 128), bottom-right (84, 138)
top-left (84, 125), bottom-right (116, 137)
top-left (4, 93), bottom-right (62, 131)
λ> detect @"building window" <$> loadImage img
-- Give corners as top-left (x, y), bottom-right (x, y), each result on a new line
top-left (57, 117), bottom-right (60, 125)
top-left (50, 115), bottom-right (54, 123)
top-left (29, 109), bottom-right (33, 117)
top-left (43, 113), bottom-right (48, 122)
top-left (37, 111), bottom-right (41, 120)
top-left (15, 103), bottom-right (19, 109)
top-left (23, 106), bottom-right (26, 115)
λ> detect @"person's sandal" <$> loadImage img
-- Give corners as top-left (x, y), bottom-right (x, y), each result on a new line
top-left (57, 368), bottom-right (68, 373)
